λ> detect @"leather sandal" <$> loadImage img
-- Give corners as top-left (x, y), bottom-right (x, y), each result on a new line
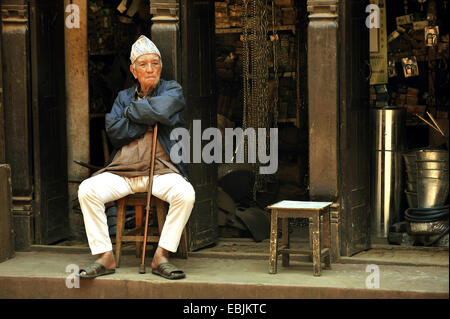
top-left (79, 262), bottom-right (116, 279)
top-left (152, 262), bottom-right (185, 280)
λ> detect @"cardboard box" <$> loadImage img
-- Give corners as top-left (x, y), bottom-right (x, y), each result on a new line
top-left (396, 14), bottom-right (413, 26)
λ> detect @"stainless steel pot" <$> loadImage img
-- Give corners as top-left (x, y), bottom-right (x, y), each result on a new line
top-left (416, 149), bottom-right (449, 162)
top-left (405, 190), bottom-right (418, 208)
top-left (417, 169), bottom-right (449, 179)
top-left (416, 160), bottom-right (449, 170)
top-left (417, 177), bottom-right (450, 208)
top-left (406, 181), bottom-right (417, 192)
top-left (403, 152), bottom-right (417, 167)
top-left (406, 170), bottom-right (417, 182)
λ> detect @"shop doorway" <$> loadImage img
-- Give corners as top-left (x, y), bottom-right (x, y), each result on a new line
top-left (211, 0), bottom-right (310, 243)
top-left (29, 0), bottom-right (70, 245)
top-left (84, 0), bottom-right (220, 251)
top-left (86, 0), bottom-right (150, 168)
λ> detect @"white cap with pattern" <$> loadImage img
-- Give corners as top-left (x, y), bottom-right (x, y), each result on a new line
top-left (130, 35), bottom-right (161, 64)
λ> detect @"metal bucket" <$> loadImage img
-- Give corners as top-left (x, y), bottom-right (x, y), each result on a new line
top-left (416, 149), bottom-right (449, 162)
top-left (403, 151), bottom-right (417, 182)
top-left (417, 169), bottom-right (449, 179)
top-left (406, 181), bottom-right (417, 192)
top-left (416, 160), bottom-right (449, 170)
top-left (403, 152), bottom-right (417, 166)
top-left (417, 177), bottom-right (449, 208)
top-left (405, 190), bottom-right (418, 208)
top-left (406, 170), bottom-right (417, 182)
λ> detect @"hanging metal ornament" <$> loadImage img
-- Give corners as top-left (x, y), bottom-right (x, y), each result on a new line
top-left (402, 56), bottom-right (419, 78)
top-left (388, 58), bottom-right (398, 78)
top-left (404, 0), bottom-right (409, 14)
top-left (425, 26), bottom-right (439, 46)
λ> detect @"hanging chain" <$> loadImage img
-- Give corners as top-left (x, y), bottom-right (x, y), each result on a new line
top-left (242, 0), bottom-right (272, 200)
top-left (271, 1), bottom-right (279, 126)
top-left (242, 0), bottom-right (250, 160)
top-left (254, 0), bottom-right (270, 199)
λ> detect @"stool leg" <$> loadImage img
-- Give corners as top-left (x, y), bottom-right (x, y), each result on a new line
top-left (135, 206), bottom-right (143, 258)
top-left (281, 217), bottom-right (289, 267)
top-left (311, 215), bottom-right (321, 276)
top-left (322, 208), bottom-right (332, 269)
top-left (308, 219), bottom-right (313, 262)
top-left (269, 211), bottom-right (279, 274)
top-left (115, 200), bottom-right (126, 268)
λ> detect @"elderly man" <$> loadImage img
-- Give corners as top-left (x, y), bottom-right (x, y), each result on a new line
top-left (78, 35), bottom-right (195, 280)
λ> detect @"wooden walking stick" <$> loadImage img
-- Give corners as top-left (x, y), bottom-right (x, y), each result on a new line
top-left (139, 123), bottom-right (158, 274)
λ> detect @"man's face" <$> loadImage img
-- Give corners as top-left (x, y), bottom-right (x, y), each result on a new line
top-left (130, 53), bottom-right (162, 90)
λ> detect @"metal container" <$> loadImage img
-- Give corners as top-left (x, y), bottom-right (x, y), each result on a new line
top-left (406, 181), bottom-right (417, 192)
top-left (408, 220), bottom-right (448, 236)
top-left (406, 170), bottom-right (417, 182)
top-left (416, 149), bottom-right (449, 162)
top-left (417, 169), bottom-right (449, 179)
top-left (405, 163), bottom-right (417, 172)
top-left (405, 190), bottom-right (418, 208)
top-left (403, 152), bottom-right (417, 167)
top-left (403, 151), bottom-right (417, 183)
top-left (416, 160), bottom-right (449, 170)
top-left (417, 177), bottom-right (449, 208)
top-left (371, 108), bottom-right (406, 237)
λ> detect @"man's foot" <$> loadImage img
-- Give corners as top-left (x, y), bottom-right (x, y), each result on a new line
top-left (95, 250), bottom-right (116, 270)
top-left (150, 246), bottom-right (185, 280)
top-left (79, 251), bottom-right (116, 278)
top-left (151, 246), bottom-right (169, 270)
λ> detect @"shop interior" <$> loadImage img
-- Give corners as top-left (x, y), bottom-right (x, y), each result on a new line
top-left (69, 0), bottom-right (448, 251)
top-left (371, 0), bottom-right (449, 247)
top-left (213, 0), bottom-right (309, 240)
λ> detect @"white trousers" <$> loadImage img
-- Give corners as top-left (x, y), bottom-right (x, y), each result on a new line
top-left (78, 172), bottom-right (195, 255)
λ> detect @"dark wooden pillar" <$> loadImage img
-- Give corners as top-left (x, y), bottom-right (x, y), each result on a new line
top-left (307, 0), bottom-right (371, 257)
top-left (307, 0), bottom-right (340, 260)
top-left (0, 11), bottom-right (4, 164)
top-left (149, 0), bottom-right (181, 82)
top-left (0, 0), bottom-right (34, 250)
top-left (0, 1), bottom-right (33, 197)
top-left (307, 0), bottom-right (339, 201)
top-left (149, 0), bottom-right (218, 251)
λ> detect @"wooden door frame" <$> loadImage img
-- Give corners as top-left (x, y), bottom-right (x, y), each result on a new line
top-left (307, 0), bottom-right (341, 259)
top-left (0, 11), bottom-right (4, 164)
top-left (0, 0), bottom-right (35, 250)
top-left (307, 0), bottom-right (371, 257)
top-left (29, 0), bottom-right (70, 244)
top-left (150, 0), bottom-right (219, 251)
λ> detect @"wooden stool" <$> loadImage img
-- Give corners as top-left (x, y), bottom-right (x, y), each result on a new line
top-left (115, 193), bottom-right (188, 268)
top-left (267, 200), bottom-right (333, 276)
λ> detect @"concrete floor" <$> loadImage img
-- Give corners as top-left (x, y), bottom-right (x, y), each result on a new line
top-left (0, 239), bottom-right (448, 299)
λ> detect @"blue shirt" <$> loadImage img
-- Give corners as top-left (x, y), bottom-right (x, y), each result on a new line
top-left (105, 79), bottom-right (188, 179)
